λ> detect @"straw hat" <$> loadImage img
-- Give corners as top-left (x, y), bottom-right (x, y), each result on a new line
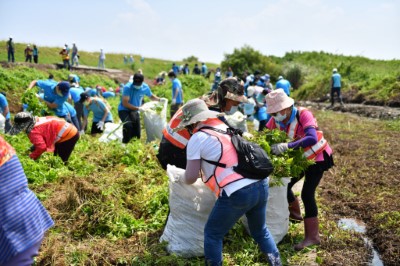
top-left (265, 89), bottom-right (294, 114)
top-left (175, 99), bottom-right (221, 131)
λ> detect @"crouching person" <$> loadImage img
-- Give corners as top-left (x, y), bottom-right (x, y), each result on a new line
top-left (0, 135), bottom-right (54, 265)
top-left (173, 99), bottom-right (281, 266)
top-left (9, 112), bottom-right (79, 163)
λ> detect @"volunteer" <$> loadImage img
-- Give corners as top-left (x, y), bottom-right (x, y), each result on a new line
top-left (157, 77), bottom-right (248, 170)
top-left (118, 73), bottom-right (163, 143)
top-left (0, 92), bottom-right (12, 132)
top-left (265, 90), bottom-right (334, 251)
top-left (168, 70), bottom-right (183, 117)
top-left (9, 112), bottom-right (79, 163)
top-left (80, 93), bottom-right (113, 135)
top-left (27, 80), bottom-right (71, 122)
top-left (174, 99), bottom-right (281, 266)
top-left (68, 75), bottom-right (85, 130)
top-left (0, 136), bottom-right (54, 265)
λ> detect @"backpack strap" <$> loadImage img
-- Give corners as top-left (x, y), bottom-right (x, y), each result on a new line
top-left (199, 126), bottom-right (228, 168)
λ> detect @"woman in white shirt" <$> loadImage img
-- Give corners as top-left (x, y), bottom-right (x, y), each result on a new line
top-left (174, 99), bottom-right (281, 266)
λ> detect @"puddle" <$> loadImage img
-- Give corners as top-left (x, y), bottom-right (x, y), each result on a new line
top-left (338, 218), bottom-right (384, 266)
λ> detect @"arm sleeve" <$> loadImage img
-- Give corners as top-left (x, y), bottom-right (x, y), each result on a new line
top-left (288, 127), bottom-right (318, 149)
top-left (29, 133), bottom-right (47, 160)
top-left (184, 159), bottom-right (201, 184)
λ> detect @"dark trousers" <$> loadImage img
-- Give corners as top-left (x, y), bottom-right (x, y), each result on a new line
top-left (90, 120), bottom-right (112, 135)
top-left (258, 119), bottom-right (267, 132)
top-left (54, 133), bottom-right (79, 163)
top-left (8, 50), bottom-right (14, 62)
top-left (74, 102), bottom-right (84, 130)
top-left (287, 151), bottom-right (334, 218)
top-left (25, 55), bottom-right (32, 62)
top-left (170, 103), bottom-right (182, 117)
top-left (5, 119), bottom-right (12, 133)
top-left (63, 59), bottom-right (71, 70)
top-left (34, 55), bottom-right (38, 63)
top-left (331, 87), bottom-right (342, 105)
top-left (118, 110), bottom-right (141, 143)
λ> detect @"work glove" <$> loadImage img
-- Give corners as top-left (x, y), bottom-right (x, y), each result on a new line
top-left (138, 106), bottom-right (145, 112)
top-left (159, 98), bottom-right (168, 104)
top-left (171, 99), bottom-right (176, 105)
top-left (166, 164), bottom-right (186, 183)
top-left (271, 143), bottom-right (289, 155)
top-left (96, 121), bottom-right (105, 130)
top-left (79, 130), bottom-right (85, 135)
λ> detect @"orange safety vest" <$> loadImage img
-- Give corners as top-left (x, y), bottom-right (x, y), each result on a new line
top-left (195, 118), bottom-right (244, 197)
top-left (276, 107), bottom-right (328, 160)
top-left (162, 108), bottom-right (191, 149)
top-left (35, 116), bottom-right (76, 143)
top-left (0, 136), bottom-right (16, 168)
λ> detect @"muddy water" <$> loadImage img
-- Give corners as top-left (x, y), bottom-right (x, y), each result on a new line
top-left (338, 218), bottom-right (384, 266)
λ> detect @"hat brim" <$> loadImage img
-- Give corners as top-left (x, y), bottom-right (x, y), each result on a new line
top-left (8, 124), bottom-right (27, 135)
top-left (266, 97), bottom-right (294, 114)
top-left (224, 92), bottom-right (248, 103)
top-left (174, 110), bottom-right (222, 132)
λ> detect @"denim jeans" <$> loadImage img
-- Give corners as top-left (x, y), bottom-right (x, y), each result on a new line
top-left (204, 179), bottom-right (281, 266)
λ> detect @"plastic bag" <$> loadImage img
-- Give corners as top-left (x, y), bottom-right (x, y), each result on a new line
top-left (98, 122), bottom-right (123, 143)
top-left (0, 114), bottom-right (5, 133)
top-left (224, 111), bottom-right (248, 133)
top-left (241, 177), bottom-right (290, 243)
top-left (160, 165), bottom-right (216, 257)
top-left (142, 100), bottom-right (168, 143)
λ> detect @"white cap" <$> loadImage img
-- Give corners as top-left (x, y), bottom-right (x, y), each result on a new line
top-left (278, 76), bottom-right (283, 80)
top-left (27, 44), bottom-right (30, 47)
top-left (109, 88), bottom-right (114, 92)
top-left (333, 68), bottom-right (338, 72)
top-left (9, 36), bottom-right (13, 39)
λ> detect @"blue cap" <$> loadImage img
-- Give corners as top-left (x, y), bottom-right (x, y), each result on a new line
top-left (57, 81), bottom-right (70, 96)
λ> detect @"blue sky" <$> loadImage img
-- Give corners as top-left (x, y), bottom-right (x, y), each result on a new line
top-left (1, 0), bottom-right (399, 63)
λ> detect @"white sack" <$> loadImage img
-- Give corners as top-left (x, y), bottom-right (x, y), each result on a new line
top-left (160, 165), bottom-right (216, 258)
top-left (0, 113), bottom-right (5, 133)
top-left (98, 123), bottom-right (123, 143)
top-left (241, 177), bottom-right (290, 244)
top-left (142, 100), bottom-right (168, 143)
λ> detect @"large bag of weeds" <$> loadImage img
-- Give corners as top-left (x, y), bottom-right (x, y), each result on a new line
top-left (241, 177), bottom-right (290, 243)
top-left (99, 122), bottom-right (123, 143)
top-left (142, 100), bottom-right (168, 143)
top-left (160, 164), bottom-right (216, 257)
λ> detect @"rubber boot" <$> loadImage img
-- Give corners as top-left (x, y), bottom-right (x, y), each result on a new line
top-left (339, 97), bottom-right (344, 107)
top-left (266, 250), bottom-right (282, 266)
top-left (288, 197), bottom-right (303, 222)
top-left (294, 217), bottom-right (321, 251)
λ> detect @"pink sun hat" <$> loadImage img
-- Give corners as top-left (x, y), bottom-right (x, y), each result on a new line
top-left (266, 89), bottom-right (294, 114)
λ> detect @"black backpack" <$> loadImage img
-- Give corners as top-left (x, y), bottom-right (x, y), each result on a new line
top-left (200, 126), bottom-right (274, 180)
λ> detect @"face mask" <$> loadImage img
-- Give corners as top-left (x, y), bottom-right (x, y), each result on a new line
top-left (274, 112), bottom-right (287, 122)
top-left (83, 100), bottom-right (90, 107)
top-left (225, 105), bottom-right (238, 115)
top-left (56, 89), bottom-right (64, 97)
top-left (134, 85), bottom-right (141, 90)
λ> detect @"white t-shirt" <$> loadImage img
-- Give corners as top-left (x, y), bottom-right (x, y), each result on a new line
top-left (187, 128), bottom-right (258, 197)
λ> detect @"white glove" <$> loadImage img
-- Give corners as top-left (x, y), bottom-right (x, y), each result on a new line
top-left (171, 99), bottom-right (176, 105)
top-left (242, 132), bottom-right (254, 139)
top-left (271, 143), bottom-right (289, 155)
top-left (96, 121), bottom-right (104, 130)
top-left (79, 130), bottom-right (85, 135)
top-left (159, 98), bottom-right (168, 104)
top-left (166, 164), bottom-right (186, 183)
top-left (138, 107), bottom-right (145, 112)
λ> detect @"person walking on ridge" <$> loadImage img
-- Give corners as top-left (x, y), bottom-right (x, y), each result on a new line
top-left (6, 36), bottom-right (15, 62)
top-left (329, 68), bottom-right (343, 107)
top-left (98, 49), bottom-right (106, 69)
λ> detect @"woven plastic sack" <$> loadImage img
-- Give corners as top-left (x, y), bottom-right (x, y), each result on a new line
top-left (98, 123), bottom-right (123, 143)
top-left (142, 100), bottom-right (168, 142)
top-left (160, 165), bottom-right (216, 257)
top-left (241, 177), bottom-right (290, 243)
top-left (0, 114), bottom-right (5, 133)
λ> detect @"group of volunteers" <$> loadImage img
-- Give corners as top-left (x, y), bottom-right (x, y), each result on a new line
top-left (156, 73), bottom-right (334, 265)
top-left (0, 62), bottom-right (336, 265)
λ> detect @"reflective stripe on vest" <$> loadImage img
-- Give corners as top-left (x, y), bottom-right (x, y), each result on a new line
top-left (195, 119), bottom-right (244, 197)
top-left (34, 117), bottom-right (70, 143)
top-left (278, 108), bottom-right (328, 160)
top-left (162, 108), bottom-right (190, 149)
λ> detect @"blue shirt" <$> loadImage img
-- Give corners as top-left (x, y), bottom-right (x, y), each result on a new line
top-left (36, 80), bottom-right (69, 116)
top-left (118, 82), bottom-right (152, 111)
top-left (275, 79), bottom-right (291, 96)
top-left (69, 87), bottom-right (84, 103)
top-left (201, 64), bottom-right (208, 74)
top-left (84, 98), bottom-right (113, 122)
top-left (0, 156), bottom-right (54, 264)
top-left (0, 94), bottom-right (10, 119)
top-left (172, 65), bottom-right (180, 75)
top-left (172, 78), bottom-right (183, 104)
top-left (102, 91), bottom-right (116, 99)
top-left (64, 102), bottom-right (77, 117)
top-left (332, 73), bottom-right (341, 88)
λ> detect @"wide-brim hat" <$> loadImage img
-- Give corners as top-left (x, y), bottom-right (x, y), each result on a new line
top-left (9, 112), bottom-right (35, 135)
top-left (174, 99), bottom-right (222, 131)
top-left (266, 89), bottom-right (294, 114)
